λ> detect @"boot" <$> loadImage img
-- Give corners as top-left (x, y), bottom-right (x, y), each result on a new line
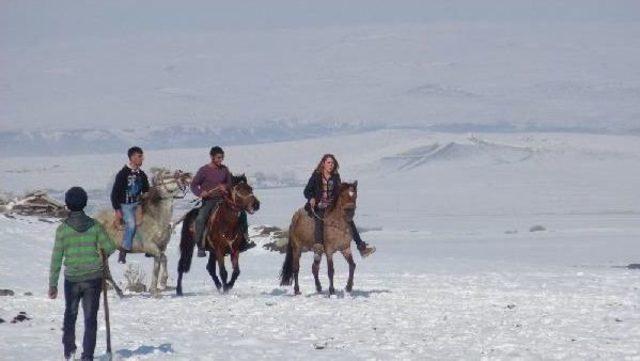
top-left (197, 248), bottom-right (206, 258)
top-left (238, 233), bottom-right (256, 252)
top-left (117, 250), bottom-right (127, 264)
top-left (357, 242), bottom-right (376, 258)
top-left (64, 349), bottom-right (77, 361)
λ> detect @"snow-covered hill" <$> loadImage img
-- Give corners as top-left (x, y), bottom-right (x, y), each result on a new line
top-left (1, 130), bottom-right (639, 360)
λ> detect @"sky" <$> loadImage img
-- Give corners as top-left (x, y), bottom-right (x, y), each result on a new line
top-left (1, 0), bottom-right (639, 133)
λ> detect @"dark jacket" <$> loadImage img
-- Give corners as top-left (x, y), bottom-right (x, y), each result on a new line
top-left (110, 165), bottom-right (150, 210)
top-left (303, 171), bottom-right (341, 207)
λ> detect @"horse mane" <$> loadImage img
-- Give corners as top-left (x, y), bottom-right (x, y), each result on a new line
top-left (326, 182), bottom-right (353, 213)
top-left (232, 173), bottom-right (247, 185)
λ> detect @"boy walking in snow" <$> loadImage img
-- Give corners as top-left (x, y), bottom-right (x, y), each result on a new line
top-left (48, 186), bottom-right (116, 361)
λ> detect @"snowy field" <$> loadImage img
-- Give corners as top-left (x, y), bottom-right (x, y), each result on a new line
top-left (1, 130), bottom-right (640, 360)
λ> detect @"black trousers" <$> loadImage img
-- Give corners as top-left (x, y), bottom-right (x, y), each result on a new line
top-left (63, 278), bottom-right (102, 360)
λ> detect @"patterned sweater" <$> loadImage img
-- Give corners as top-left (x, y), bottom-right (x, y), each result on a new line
top-left (49, 212), bottom-right (117, 288)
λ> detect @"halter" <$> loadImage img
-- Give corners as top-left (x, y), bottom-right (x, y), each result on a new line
top-left (224, 185), bottom-right (256, 213)
top-left (154, 172), bottom-right (189, 199)
top-left (312, 200), bottom-right (356, 221)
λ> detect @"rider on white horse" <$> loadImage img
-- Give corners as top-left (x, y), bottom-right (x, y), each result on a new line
top-left (110, 146), bottom-right (150, 264)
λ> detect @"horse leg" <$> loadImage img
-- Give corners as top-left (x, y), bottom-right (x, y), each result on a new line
top-left (176, 270), bottom-right (184, 296)
top-left (342, 249), bottom-right (356, 292)
top-left (216, 250), bottom-right (229, 291)
top-left (150, 256), bottom-right (161, 296)
top-left (225, 248), bottom-right (241, 291)
top-left (159, 253), bottom-right (168, 289)
top-left (206, 252), bottom-right (222, 291)
top-left (103, 260), bottom-right (124, 298)
top-left (292, 249), bottom-right (301, 295)
top-left (326, 252), bottom-right (335, 295)
top-left (312, 253), bottom-right (322, 293)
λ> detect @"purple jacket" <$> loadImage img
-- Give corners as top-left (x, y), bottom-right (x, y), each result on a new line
top-left (190, 164), bottom-right (232, 198)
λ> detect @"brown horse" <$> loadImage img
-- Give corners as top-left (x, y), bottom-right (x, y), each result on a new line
top-left (176, 175), bottom-right (260, 295)
top-left (280, 181), bottom-right (359, 295)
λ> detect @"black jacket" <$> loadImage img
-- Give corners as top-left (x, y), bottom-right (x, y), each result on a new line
top-left (110, 166), bottom-right (150, 210)
top-left (303, 171), bottom-right (341, 207)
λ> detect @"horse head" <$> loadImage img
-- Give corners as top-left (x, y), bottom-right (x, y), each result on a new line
top-left (335, 180), bottom-right (358, 222)
top-left (151, 168), bottom-right (193, 199)
top-left (230, 173), bottom-right (260, 214)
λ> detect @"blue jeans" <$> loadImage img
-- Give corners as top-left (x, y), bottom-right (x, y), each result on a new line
top-left (63, 278), bottom-right (102, 360)
top-left (121, 202), bottom-right (139, 250)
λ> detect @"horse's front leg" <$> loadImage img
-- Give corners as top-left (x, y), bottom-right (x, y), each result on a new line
top-left (216, 248), bottom-right (228, 290)
top-left (176, 270), bottom-right (184, 296)
top-left (342, 249), bottom-right (356, 292)
top-left (159, 252), bottom-right (168, 289)
top-left (312, 252), bottom-right (322, 293)
top-left (103, 260), bottom-right (124, 298)
top-left (150, 256), bottom-right (161, 296)
top-left (326, 252), bottom-right (335, 295)
top-left (225, 246), bottom-right (241, 292)
top-left (206, 251), bottom-right (222, 291)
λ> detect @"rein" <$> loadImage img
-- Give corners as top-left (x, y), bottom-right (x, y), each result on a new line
top-left (153, 174), bottom-right (189, 199)
top-left (311, 202), bottom-right (356, 221)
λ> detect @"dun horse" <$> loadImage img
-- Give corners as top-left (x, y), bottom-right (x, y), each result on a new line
top-left (280, 181), bottom-right (359, 295)
top-left (176, 175), bottom-right (260, 295)
top-left (96, 168), bottom-right (192, 295)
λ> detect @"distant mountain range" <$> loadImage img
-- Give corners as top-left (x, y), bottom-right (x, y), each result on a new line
top-left (1, 122), bottom-right (637, 157)
top-left (0, 122), bottom-right (381, 157)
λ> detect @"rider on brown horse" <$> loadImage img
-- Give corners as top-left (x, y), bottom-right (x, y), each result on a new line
top-left (191, 146), bottom-right (255, 257)
top-left (304, 154), bottom-right (375, 258)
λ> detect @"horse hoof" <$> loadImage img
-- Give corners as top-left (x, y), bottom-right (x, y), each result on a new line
top-left (294, 290), bottom-right (301, 296)
top-left (329, 287), bottom-right (335, 295)
top-left (345, 285), bottom-right (353, 293)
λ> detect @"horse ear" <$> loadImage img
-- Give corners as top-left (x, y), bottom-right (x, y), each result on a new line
top-left (353, 180), bottom-right (358, 189)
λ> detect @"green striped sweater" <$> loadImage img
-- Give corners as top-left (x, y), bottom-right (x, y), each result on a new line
top-left (49, 217), bottom-right (116, 288)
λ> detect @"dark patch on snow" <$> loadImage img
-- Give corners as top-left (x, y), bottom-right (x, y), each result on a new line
top-left (627, 263), bottom-right (640, 270)
top-left (11, 311), bottom-right (31, 323)
top-left (529, 225), bottom-right (546, 232)
top-left (0, 289), bottom-right (15, 296)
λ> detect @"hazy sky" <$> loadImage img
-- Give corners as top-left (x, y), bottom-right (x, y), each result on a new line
top-left (1, 0), bottom-right (639, 132)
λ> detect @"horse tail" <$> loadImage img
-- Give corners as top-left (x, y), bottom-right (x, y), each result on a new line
top-left (178, 208), bottom-right (199, 274)
top-left (279, 236), bottom-right (294, 286)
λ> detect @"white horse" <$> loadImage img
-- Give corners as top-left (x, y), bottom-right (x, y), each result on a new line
top-left (96, 168), bottom-right (192, 295)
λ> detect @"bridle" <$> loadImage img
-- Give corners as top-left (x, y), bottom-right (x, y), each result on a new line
top-left (154, 171), bottom-right (190, 199)
top-left (224, 183), bottom-right (257, 212)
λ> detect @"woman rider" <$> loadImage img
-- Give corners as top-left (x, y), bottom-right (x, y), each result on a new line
top-left (303, 154), bottom-right (376, 257)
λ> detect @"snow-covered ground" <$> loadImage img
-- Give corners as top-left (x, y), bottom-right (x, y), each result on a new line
top-left (1, 130), bottom-right (639, 360)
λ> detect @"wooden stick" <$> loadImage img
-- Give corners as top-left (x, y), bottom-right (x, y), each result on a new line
top-left (100, 250), bottom-right (113, 360)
